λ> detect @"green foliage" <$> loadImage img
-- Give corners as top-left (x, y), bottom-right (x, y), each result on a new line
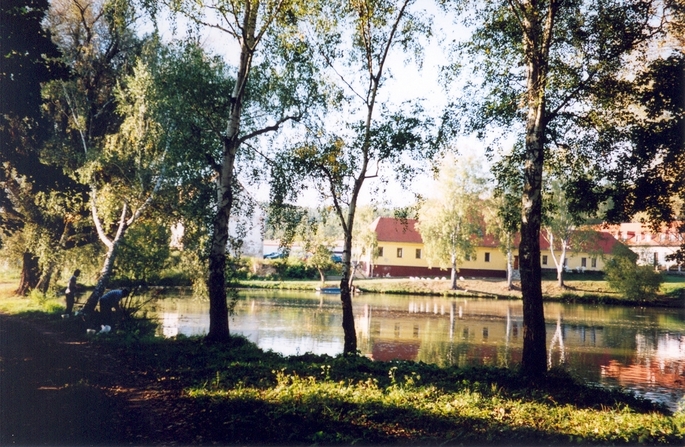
top-left (269, 259), bottom-right (319, 280)
top-left (604, 256), bottom-right (664, 301)
top-left (417, 154), bottom-right (488, 283)
top-left (115, 221), bottom-right (171, 284)
top-left (601, 53), bottom-right (685, 225)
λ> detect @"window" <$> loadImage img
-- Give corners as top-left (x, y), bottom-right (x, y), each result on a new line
top-left (542, 255), bottom-right (548, 265)
top-left (466, 253), bottom-right (477, 261)
top-left (581, 258), bottom-right (587, 267)
top-left (591, 258), bottom-right (597, 268)
top-left (415, 248), bottom-right (422, 259)
top-left (377, 247), bottom-right (384, 257)
top-left (397, 248), bottom-right (403, 258)
top-left (484, 252), bottom-right (490, 262)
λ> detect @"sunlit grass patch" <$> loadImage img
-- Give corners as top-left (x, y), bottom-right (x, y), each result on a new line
top-left (186, 369), bottom-right (685, 445)
top-left (0, 291), bottom-right (63, 314)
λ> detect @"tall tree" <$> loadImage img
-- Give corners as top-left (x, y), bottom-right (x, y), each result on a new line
top-left (272, 0), bottom-right (435, 354)
top-left (417, 154), bottom-right (487, 290)
top-left (42, 0), bottom-right (167, 313)
top-left (446, 0), bottom-right (665, 374)
top-left (0, 0), bottom-right (75, 295)
top-left (483, 186), bottom-right (520, 290)
top-left (542, 178), bottom-right (597, 288)
top-left (157, 0), bottom-right (319, 342)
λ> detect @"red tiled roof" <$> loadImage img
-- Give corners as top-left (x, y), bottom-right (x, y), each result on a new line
top-left (539, 231), bottom-right (623, 255)
top-left (372, 217), bottom-right (500, 247)
top-left (372, 217), bottom-right (625, 254)
top-left (371, 217), bottom-right (423, 243)
top-left (600, 222), bottom-right (684, 247)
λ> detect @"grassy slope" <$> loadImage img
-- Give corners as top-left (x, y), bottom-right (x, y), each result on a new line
top-left (240, 273), bottom-right (685, 306)
top-left (1, 273), bottom-right (684, 445)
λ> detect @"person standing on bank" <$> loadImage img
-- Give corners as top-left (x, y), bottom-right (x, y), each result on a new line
top-left (64, 269), bottom-right (81, 315)
top-left (98, 288), bottom-right (130, 327)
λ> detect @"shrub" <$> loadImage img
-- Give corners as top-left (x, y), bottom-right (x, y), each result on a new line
top-left (604, 256), bottom-right (663, 301)
top-left (115, 222), bottom-right (172, 284)
top-left (270, 259), bottom-right (318, 280)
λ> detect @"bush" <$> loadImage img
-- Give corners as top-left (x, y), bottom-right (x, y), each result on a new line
top-left (604, 256), bottom-right (663, 301)
top-left (115, 222), bottom-right (172, 284)
top-left (270, 259), bottom-right (318, 280)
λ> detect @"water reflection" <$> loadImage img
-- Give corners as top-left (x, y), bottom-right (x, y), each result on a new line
top-left (147, 290), bottom-right (685, 411)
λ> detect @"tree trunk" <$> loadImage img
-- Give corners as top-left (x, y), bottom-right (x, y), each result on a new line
top-left (205, 139), bottom-right (236, 343)
top-left (519, 97), bottom-right (547, 374)
top-left (36, 264), bottom-right (54, 294)
top-left (517, 0), bottom-right (556, 376)
top-left (506, 249), bottom-right (514, 290)
top-left (36, 222), bottom-right (70, 294)
top-left (520, 184), bottom-right (546, 375)
top-left (450, 255), bottom-right (457, 290)
top-left (82, 237), bottom-right (123, 314)
top-left (557, 264), bottom-right (565, 288)
top-left (204, 6), bottom-right (257, 344)
top-left (16, 252), bottom-right (40, 296)
top-left (340, 231), bottom-right (357, 355)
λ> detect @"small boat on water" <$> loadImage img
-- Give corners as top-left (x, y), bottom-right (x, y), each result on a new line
top-left (316, 287), bottom-right (341, 294)
top-left (316, 286), bottom-right (362, 294)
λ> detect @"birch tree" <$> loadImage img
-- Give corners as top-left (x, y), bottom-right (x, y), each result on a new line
top-left (158, 0), bottom-right (319, 342)
top-left (484, 188), bottom-right (520, 290)
top-left (446, 0), bottom-right (666, 374)
top-left (43, 0), bottom-right (170, 313)
top-left (271, 0), bottom-right (435, 354)
top-left (417, 154), bottom-right (486, 290)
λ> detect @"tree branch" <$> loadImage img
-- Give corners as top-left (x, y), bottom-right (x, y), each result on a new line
top-left (238, 114), bottom-right (301, 143)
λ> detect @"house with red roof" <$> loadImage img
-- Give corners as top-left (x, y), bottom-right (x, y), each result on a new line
top-left (601, 222), bottom-right (684, 271)
top-left (364, 216), bottom-right (629, 278)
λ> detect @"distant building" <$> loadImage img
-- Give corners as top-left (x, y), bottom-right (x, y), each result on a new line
top-left (361, 217), bottom-right (628, 278)
top-left (602, 222), bottom-right (684, 271)
top-left (170, 207), bottom-right (265, 258)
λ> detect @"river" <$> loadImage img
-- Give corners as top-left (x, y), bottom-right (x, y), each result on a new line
top-left (145, 289), bottom-right (685, 412)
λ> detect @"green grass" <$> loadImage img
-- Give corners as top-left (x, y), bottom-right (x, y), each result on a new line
top-left (0, 288), bottom-right (65, 314)
top-left (105, 335), bottom-right (684, 445)
top-left (237, 275), bottom-right (685, 307)
top-left (1, 272), bottom-right (683, 445)
top-left (662, 274), bottom-right (685, 294)
top-left (239, 279), bottom-right (325, 291)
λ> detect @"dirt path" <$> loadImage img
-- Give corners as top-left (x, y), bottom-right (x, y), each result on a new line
top-left (0, 313), bottom-right (182, 445)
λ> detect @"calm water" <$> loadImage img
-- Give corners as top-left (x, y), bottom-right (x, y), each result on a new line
top-left (146, 290), bottom-right (685, 412)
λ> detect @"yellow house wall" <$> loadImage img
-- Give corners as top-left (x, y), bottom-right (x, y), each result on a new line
top-left (375, 243), bottom-right (508, 272)
top-left (540, 251), bottom-right (609, 272)
top-left (375, 242), bottom-right (427, 267)
top-left (372, 242), bottom-right (614, 274)
top-left (459, 247), bottom-right (508, 272)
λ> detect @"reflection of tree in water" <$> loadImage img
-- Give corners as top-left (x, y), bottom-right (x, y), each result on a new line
top-left (548, 314), bottom-right (566, 369)
top-left (599, 325), bottom-right (638, 353)
top-left (413, 305), bottom-right (522, 368)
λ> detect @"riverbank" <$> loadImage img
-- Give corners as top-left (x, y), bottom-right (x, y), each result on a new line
top-left (0, 293), bottom-right (684, 445)
top-left (2, 275), bottom-right (685, 444)
top-left (238, 275), bottom-right (685, 307)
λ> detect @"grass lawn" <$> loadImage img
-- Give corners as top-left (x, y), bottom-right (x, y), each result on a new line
top-left (1, 272), bottom-right (684, 445)
top-left (239, 272), bottom-right (685, 306)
